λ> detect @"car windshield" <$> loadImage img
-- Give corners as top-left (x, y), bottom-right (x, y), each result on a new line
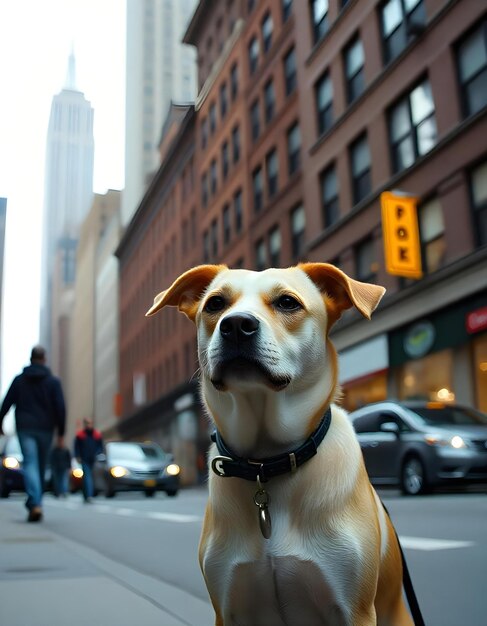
top-left (407, 404), bottom-right (487, 427)
top-left (107, 442), bottom-right (166, 462)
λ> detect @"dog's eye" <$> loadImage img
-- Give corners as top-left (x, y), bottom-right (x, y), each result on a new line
top-left (275, 295), bottom-right (302, 311)
top-left (204, 295), bottom-right (226, 313)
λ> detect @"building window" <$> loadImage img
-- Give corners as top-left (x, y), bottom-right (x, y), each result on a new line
top-left (291, 205), bottom-right (306, 260)
top-left (350, 134), bottom-right (371, 205)
top-left (209, 102), bottom-right (217, 134)
top-left (264, 79), bottom-right (276, 124)
top-left (248, 36), bottom-right (259, 75)
top-left (255, 239), bottom-right (267, 271)
top-left (248, 0), bottom-right (256, 13)
top-left (355, 237), bottom-right (377, 282)
top-left (266, 149), bottom-right (279, 198)
top-left (287, 122), bottom-right (301, 175)
top-left (234, 189), bottom-right (243, 233)
top-left (269, 226), bottom-right (281, 267)
top-left (223, 203), bottom-right (231, 245)
top-left (203, 230), bottom-right (210, 262)
top-left (389, 79), bottom-right (437, 173)
top-left (315, 70), bottom-right (333, 135)
top-left (211, 219), bottom-right (219, 258)
top-left (250, 99), bottom-right (260, 141)
top-left (282, 0), bottom-right (293, 22)
top-left (201, 172), bottom-right (208, 208)
top-left (232, 125), bottom-right (240, 163)
top-left (210, 159), bottom-right (218, 195)
top-left (470, 160), bottom-right (487, 247)
top-left (344, 37), bottom-right (365, 104)
top-left (284, 47), bottom-right (297, 96)
top-left (201, 118), bottom-right (208, 149)
top-left (220, 82), bottom-right (228, 119)
top-left (310, 0), bottom-right (329, 44)
top-left (380, 0), bottom-right (426, 65)
top-left (419, 197), bottom-right (445, 274)
top-left (230, 62), bottom-right (239, 100)
top-left (321, 165), bottom-right (339, 228)
top-left (456, 20), bottom-right (487, 118)
top-left (262, 12), bottom-right (274, 53)
top-left (253, 166), bottom-right (263, 212)
top-left (221, 141), bottom-right (229, 180)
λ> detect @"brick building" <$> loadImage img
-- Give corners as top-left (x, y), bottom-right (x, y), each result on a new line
top-left (117, 0), bottom-right (487, 483)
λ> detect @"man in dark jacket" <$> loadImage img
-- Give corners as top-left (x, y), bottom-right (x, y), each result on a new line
top-left (0, 345), bottom-right (66, 522)
top-left (74, 418), bottom-right (103, 502)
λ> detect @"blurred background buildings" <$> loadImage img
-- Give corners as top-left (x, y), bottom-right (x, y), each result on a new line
top-left (40, 0), bottom-right (487, 484)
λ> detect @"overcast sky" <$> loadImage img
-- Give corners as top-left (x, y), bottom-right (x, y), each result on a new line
top-left (0, 0), bottom-right (126, 420)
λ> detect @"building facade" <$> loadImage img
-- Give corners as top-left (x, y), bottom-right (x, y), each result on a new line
top-left (117, 0), bottom-right (487, 484)
top-left (122, 0), bottom-right (198, 226)
top-left (0, 197), bottom-right (6, 392)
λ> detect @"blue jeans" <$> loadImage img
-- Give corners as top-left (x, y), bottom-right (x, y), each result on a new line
top-left (17, 430), bottom-right (53, 510)
top-left (81, 462), bottom-right (94, 500)
top-left (52, 468), bottom-right (69, 496)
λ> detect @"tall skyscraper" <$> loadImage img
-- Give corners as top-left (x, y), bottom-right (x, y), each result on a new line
top-left (40, 52), bottom-right (94, 377)
top-left (122, 0), bottom-right (197, 225)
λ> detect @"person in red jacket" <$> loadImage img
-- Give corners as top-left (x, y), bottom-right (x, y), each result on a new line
top-left (74, 418), bottom-right (103, 502)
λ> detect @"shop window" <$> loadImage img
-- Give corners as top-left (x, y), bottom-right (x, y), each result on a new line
top-left (269, 226), bottom-right (281, 267)
top-left (397, 349), bottom-right (454, 402)
top-left (266, 149), bottom-right (279, 198)
top-left (291, 204), bottom-right (306, 260)
top-left (473, 334), bottom-right (487, 412)
top-left (264, 79), bottom-right (276, 124)
top-left (262, 12), bottom-right (274, 53)
top-left (344, 36), bottom-right (365, 104)
top-left (456, 19), bottom-right (487, 118)
top-left (470, 160), bottom-right (487, 247)
top-left (310, 0), bottom-right (329, 44)
top-left (287, 122), bottom-right (301, 175)
top-left (389, 79), bottom-right (437, 173)
top-left (419, 197), bottom-right (446, 274)
top-left (350, 133), bottom-right (371, 205)
top-left (343, 373), bottom-right (387, 412)
top-left (315, 70), bottom-right (333, 136)
top-left (321, 164), bottom-right (339, 228)
top-left (255, 238), bottom-right (267, 271)
top-left (380, 0), bottom-right (426, 65)
top-left (355, 237), bottom-right (377, 283)
top-left (284, 47), bottom-right (297, 96)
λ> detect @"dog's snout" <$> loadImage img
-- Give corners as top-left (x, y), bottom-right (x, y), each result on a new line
top-left (220, 313), bottom-right (260, 343)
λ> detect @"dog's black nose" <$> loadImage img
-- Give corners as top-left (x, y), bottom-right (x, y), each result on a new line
top-left (220, 313), bottom-right (260, 343)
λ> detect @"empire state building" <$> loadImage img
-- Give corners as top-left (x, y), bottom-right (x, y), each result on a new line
top-left (40, 51), bottom-right (94, 377)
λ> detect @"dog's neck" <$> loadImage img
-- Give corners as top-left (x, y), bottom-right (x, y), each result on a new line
top-left (202, 369), bottom-right (335, 459)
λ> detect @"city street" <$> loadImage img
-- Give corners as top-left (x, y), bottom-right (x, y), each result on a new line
top-left (0, 485), bottom-right (486, 625)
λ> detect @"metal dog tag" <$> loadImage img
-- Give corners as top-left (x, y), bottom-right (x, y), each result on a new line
top-left (254, 487), bottom-right (272, 539)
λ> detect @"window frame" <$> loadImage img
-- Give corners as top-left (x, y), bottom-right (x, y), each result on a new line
top-left (284, 47), bottom-right (297, 96)
top-left (287, 122), bottom-right (301, 175)
top-left (344, 36), bottom-right (365, 104)
top-left (315, 70), bottom-right (333, 135)
top-left (320, 164), bottom-right (340, 228)
top-left (349, 133), bottom-right (372, 205)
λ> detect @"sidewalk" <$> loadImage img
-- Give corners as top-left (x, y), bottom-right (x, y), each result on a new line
top-left (0, 501), bottom-right (214, 626)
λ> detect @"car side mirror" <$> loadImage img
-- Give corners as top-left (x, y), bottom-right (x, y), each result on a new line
top-left (96, 453), bottom-right (107, 463)
top-left (381, 422), bottom-right (400, 436)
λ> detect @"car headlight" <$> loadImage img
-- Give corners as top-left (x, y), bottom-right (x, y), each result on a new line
top-left (72, 468), bottom-right (84, 478)
top-left (3, 456), bottom-right (20, 470)
top-left (424, 435), bottom-right (468, 449)
top-left (166, 463), bottom-right (180, 476)
top-left (110, 466), bottom-right (129, 478)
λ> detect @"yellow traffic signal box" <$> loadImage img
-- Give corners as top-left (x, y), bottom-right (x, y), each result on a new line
top-left (381, 191), bottom-right (422, 279)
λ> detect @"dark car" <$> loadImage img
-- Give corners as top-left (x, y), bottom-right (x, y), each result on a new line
top-left (349, 401), bottom-right (487, 495)
top-left (0, 435), bottom-right (53, 497)
top-left (93, 441), bottom-right (180, 498)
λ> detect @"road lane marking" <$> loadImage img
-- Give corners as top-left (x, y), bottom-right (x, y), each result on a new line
top-left (46, 499), bottom-right (202, 522)
top-left (147, 512), bottom-right (202, 523)
top-left (399, 536), bottom-right (474, 551)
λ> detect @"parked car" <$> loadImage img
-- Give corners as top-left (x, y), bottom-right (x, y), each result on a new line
top-left (349, 401), bottom-right (487, 495)
top-left (93, 440), bottom-right (180, 498)
top-left (0, 435), bottom-right (53, 497)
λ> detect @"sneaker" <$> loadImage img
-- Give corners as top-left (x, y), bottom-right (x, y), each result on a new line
top-left (27, 507), bottom-right (43, 523)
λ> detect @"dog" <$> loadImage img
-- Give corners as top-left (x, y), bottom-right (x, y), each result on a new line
top-left (147, 263), bottom-right (413, 626)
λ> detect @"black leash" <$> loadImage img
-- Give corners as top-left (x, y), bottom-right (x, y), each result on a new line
top-left (382, 502), bottom-right (426, 626)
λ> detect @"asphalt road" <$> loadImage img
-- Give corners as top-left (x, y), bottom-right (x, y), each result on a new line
top-left (4, 485), bottom-right (486, 625)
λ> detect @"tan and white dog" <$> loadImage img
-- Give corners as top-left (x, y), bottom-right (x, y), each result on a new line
top-left (147, 263), bottom-right (413, 626)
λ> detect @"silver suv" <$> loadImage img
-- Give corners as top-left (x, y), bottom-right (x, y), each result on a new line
top-left (348, 401), bottom-right (487, 495)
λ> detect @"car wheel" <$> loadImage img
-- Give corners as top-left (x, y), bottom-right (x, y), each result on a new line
top-left (145, 490), bottom-right (155, 498)
top-left (165, 489), bottom-right (178, 497)
top-left (401, 456), bottom-right (427, 495)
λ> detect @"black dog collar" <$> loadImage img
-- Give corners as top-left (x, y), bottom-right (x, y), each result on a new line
top-left (210, 407), bottom-right (332, 482)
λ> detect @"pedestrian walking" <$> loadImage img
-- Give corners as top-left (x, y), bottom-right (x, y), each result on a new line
top-left (74, 418), bottom-right (103, 502)
top-left (50, 442), bottom-right (71, 497)
top-left (0, 345), bottom-right (66, 522)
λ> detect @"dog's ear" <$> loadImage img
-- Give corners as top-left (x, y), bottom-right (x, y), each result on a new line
top-left (146, 264), bottom-right (226, 321)
top-left (299, 262), bottom-right (385, 327)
